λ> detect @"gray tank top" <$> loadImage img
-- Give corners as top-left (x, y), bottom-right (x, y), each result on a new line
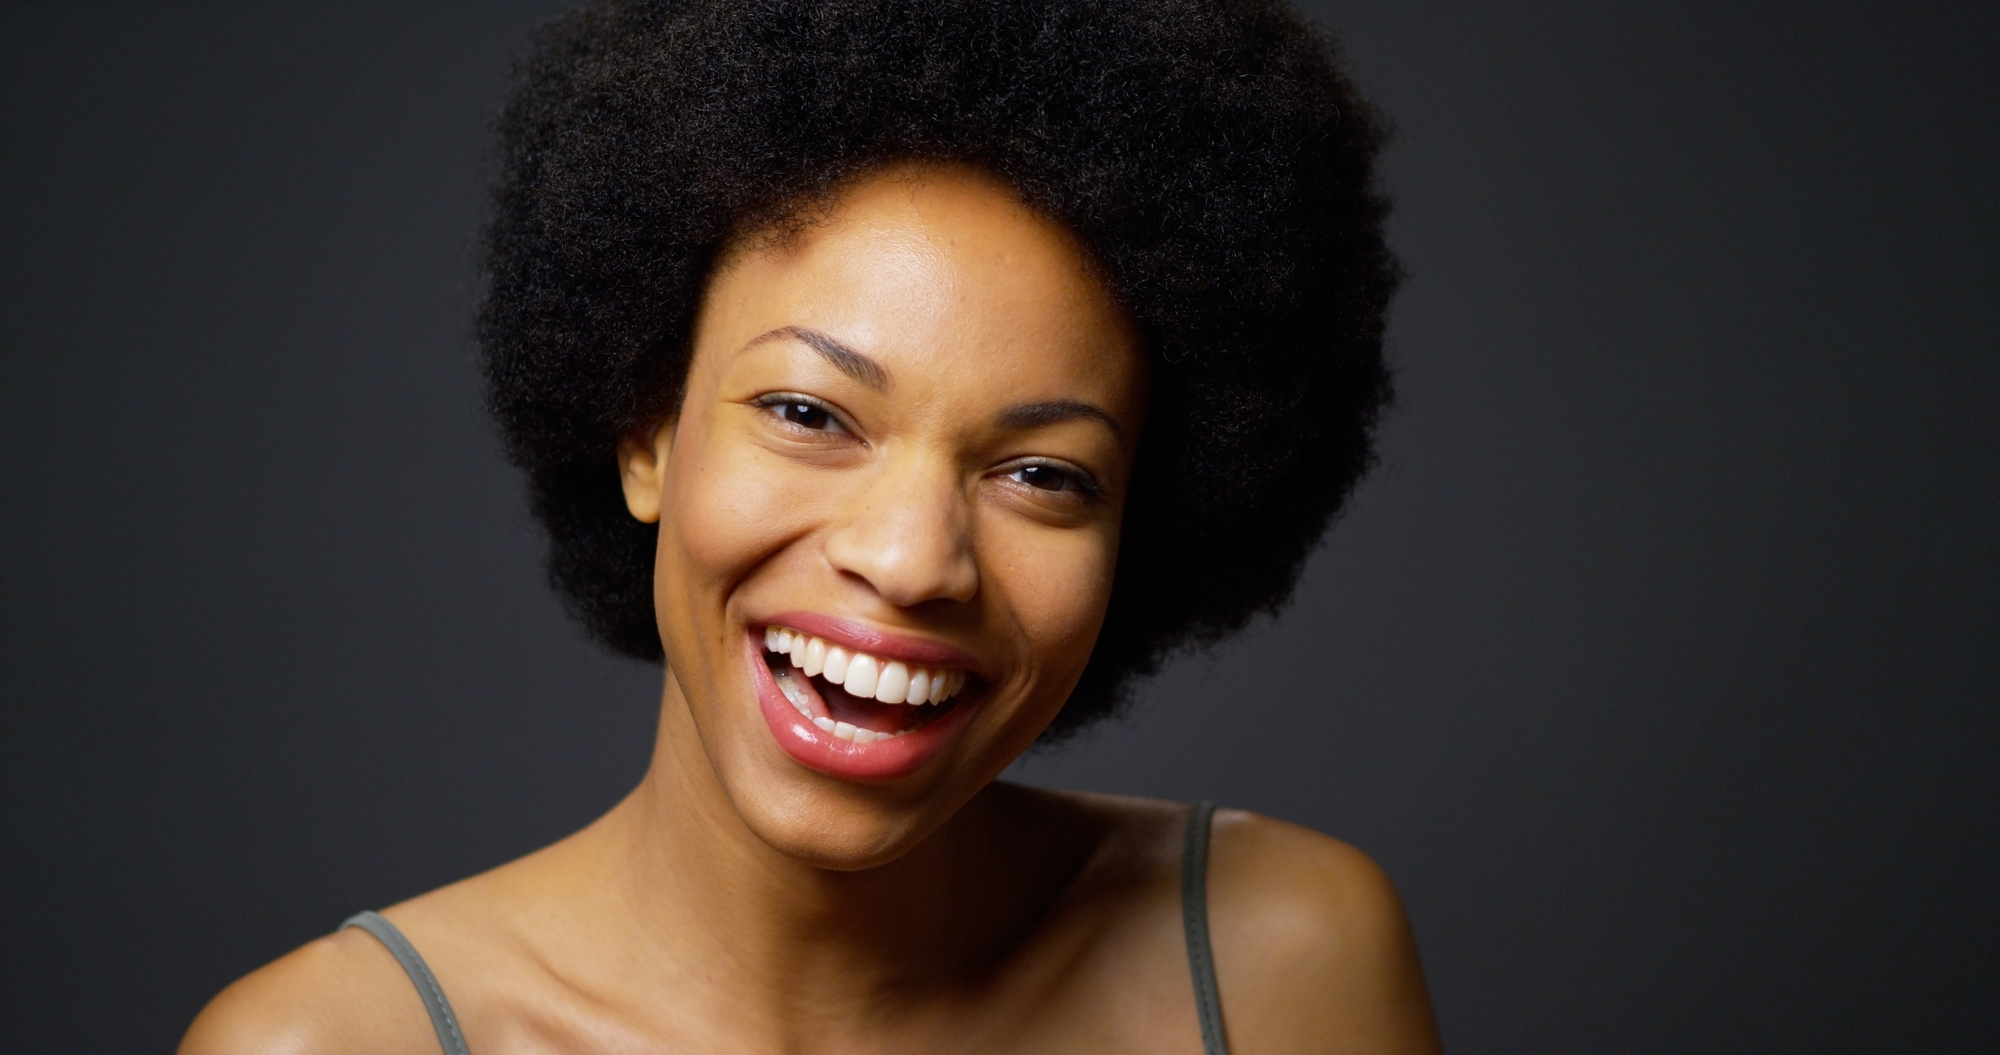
top-left (345, 800), bottom-right (1230, 1055)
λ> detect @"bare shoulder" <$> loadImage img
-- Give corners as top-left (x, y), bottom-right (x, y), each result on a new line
top-left (176, 924), bottom-right (438, 1055)
top-left (1206, 809), bottom-right (1441, 1055)
top-left (176, 818), bottom-right (606, 1055)
top-left (1005, 789), bottom-right (1438, 1053)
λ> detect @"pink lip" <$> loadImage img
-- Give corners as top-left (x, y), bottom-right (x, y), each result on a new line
top-left (758, 611), bottom-right (980, 673)
top-left (746, 634), bottom-right (978, 782)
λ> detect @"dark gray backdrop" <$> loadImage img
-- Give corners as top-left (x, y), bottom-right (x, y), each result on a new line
top-left (2, 2), bottom-right (1994, 1051)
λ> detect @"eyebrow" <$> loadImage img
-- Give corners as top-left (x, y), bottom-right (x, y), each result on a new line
top-left (998, 399), bottom-right (1124, 439)
top-left (747, 326), bottom-right (1121, 438)
top-left (749, 326), bottom-right (890, 390)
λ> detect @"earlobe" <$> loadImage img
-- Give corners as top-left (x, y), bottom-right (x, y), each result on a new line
top-left (617, 426), bottom-right (672, 525)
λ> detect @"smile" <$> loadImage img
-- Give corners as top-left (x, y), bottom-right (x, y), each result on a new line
top-left (747, 619), bottom-right (982, 781)
top-left (762, 625), bottom-right (968, 742)
top-left (768, 623), bottom-right (964, 706)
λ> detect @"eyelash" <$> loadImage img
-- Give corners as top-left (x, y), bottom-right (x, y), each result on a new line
top-left (1000, 459), bottom-right (1103, 499)
top-left (754, 392), bottom-right (851, 435)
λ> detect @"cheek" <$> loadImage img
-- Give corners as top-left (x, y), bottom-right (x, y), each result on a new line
top-left (660, 431), bottom-right (804, 606)
top-left (984, 519), bottom-right (1121, 677)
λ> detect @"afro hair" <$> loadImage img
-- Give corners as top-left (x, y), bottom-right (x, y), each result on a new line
top-left (478, 0), bottom-right (1397, 741)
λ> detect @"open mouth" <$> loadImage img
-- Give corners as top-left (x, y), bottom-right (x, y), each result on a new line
top-left (761, 625), bottom-right (970, 743)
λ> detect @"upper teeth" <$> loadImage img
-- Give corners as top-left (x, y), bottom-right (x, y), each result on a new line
top-left (763, 626), bottom-right (966, 705)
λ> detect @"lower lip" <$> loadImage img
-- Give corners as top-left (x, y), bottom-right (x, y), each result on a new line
top-left (747, 635), bottom-right (976, 782)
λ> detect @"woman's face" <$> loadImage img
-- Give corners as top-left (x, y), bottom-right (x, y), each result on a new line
top-left (619, 166), bottom-right (1146, 867)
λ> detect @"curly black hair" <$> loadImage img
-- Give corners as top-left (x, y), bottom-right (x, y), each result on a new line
top-left (478, 0), bottom-right (1396, 741)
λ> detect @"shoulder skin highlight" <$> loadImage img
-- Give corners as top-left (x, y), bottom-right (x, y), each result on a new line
top-left (177, 925), bottom-right (438, 1055)
top-left (1205, 810), bottom-right (1443, 1055)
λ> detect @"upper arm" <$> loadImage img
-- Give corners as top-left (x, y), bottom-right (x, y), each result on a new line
top-left (177, 927), bottom-right (438, 1055)
top-left (1204, 810), bottom-right (1442, 1055)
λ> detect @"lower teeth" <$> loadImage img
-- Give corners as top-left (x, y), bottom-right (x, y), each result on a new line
top-left (774, 665), bottom-right (910, 742)
top-left (775, 667), bottom-right (813, 711)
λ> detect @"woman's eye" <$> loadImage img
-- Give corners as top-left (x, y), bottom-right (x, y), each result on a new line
top-left (780, 403), bottom-right (827, 428)
top-left (771, 400), bottom-right (838, 431)
top-left (1010, 464), bottom-right (1081, 493)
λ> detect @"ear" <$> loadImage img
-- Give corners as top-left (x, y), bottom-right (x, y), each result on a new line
top-left (617, 421), bottom-right (675, 525)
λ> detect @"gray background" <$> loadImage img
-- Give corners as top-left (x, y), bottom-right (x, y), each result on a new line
top-left (2, 2), bottom-right (1994, 1051)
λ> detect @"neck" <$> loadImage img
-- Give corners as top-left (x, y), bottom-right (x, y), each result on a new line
top-left (546, 671), bottom-right (1096, 1035)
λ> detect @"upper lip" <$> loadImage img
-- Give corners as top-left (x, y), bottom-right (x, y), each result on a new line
top-left (755, 611), bottom-right (982, 675)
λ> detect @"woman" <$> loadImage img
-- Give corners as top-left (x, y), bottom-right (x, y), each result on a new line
top-left (182, 0), bottom-right (1438, 1051)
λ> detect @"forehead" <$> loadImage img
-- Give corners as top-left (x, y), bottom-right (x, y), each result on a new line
top-left (696, 166), bottom-right (1144, 410)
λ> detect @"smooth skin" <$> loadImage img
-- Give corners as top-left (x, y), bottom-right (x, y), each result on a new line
top-left (181, 165), bottom-right (1440, 1055)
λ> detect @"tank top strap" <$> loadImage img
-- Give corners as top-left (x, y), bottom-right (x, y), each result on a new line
top-left (342, 813), bottom-right (1226, 1055)
top-left (1182, 800), bottom-right (1231, 1055)
top-left (342, 910), bottom-right (472, 1055)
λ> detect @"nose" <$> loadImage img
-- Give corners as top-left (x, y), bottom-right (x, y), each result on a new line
top-left (821, 452), bottom-right (980, 608)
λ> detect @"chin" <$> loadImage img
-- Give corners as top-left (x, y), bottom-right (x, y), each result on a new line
top-left (718, 759), bottom-right (970, 871)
